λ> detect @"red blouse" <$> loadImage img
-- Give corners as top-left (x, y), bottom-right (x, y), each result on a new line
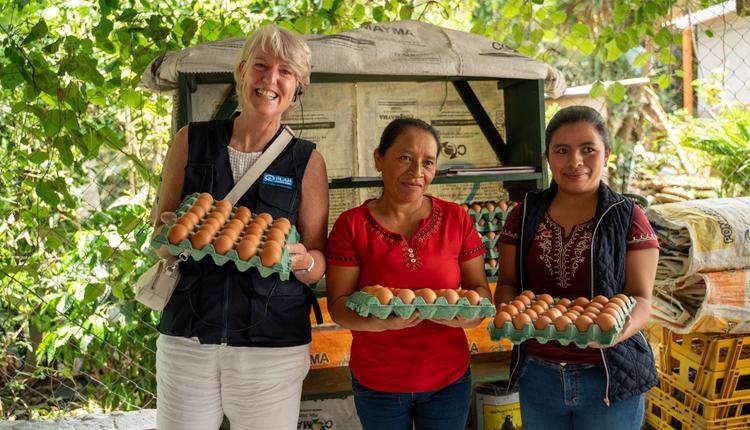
top-left (499, 203), bottom-right (659, 364)
top-left (326, 196), bottom-right (485, 392)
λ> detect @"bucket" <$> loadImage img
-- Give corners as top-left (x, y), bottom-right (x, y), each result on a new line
top-left (474, 381), bottom-right (522, 430)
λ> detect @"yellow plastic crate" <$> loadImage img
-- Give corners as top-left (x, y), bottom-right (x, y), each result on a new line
top-left (663, 329), bottom-right (750, 372)
top-left (646, 383), bottom-right (750, 430)
top-left (656, 370), bottom-right (750, 421)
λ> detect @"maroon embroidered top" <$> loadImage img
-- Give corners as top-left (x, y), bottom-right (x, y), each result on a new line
top-left (499, 203), bottom-right (659, 364)
top-left (326, 195), bottom-right (485, 392)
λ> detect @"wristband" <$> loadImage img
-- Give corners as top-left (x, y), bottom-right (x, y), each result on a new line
top-left (293, 254), bottom-right (315, 275)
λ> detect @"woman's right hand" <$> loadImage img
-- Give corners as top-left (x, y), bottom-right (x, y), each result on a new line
top-left (154, 211), bottom-right (177, 259)
top-left (371, 311), bottom-right (422, 332)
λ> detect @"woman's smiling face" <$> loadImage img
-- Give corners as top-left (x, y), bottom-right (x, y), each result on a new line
top-left (374, 127), bottom-right (439, 204)
top-left (241, 51), bottom-right (297, 119)
top-left (547, 121), bottom-right (610, 195)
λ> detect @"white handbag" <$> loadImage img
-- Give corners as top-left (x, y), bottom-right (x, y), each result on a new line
top-left (135, 126), bottom-right (296, 311)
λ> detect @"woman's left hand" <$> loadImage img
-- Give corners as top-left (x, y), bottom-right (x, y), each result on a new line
top-left (286, 243), bottom-right (314, 272)
top-left (588, 314), bottom-right (632, 349)
top-left (432, 315), bottom-right (485, 329)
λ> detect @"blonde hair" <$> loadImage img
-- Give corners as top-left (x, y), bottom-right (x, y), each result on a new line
top-left (233, 25), bottom-right (312, 108)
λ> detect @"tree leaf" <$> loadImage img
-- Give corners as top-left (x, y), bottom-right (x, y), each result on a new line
top-left (22, 19), bottom-right (48, 45)
top-left (657, 74), bottom-right (671, 89)
top-left (607, 81), bottom-right (626, 103)
top-left (84, 283), bottom-right (105, 304)
top-left (36, 181), bottom-right (61, 206)
top-left (590, 81), bottom-right (605, 98)
top-left (28, 151), bottom-right (49, 164)
top-left (632, 51), bottom-right (650, 68)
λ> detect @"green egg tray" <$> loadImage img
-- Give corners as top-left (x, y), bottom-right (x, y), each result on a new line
top-left (467, 207), bottom-right (510, 224)
top-left (346, 291), bottom-right (496, 320)
top-left (151, 193), bottom-right (299, 280)
top-left (488, 296), bottom-right (636, 348)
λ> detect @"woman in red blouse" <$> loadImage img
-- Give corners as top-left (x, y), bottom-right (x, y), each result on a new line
top-left (495, 106), bottom-right (659, 430)
top-left (326, 118), bottom-right (491, 430)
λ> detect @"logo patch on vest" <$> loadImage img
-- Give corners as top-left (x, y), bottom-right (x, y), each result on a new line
top-left (261, 173), bottom-right (294, 190)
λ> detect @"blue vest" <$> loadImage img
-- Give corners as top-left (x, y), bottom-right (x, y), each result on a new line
top-left (508, 182), bottom-right (658, 404)
top-left (158, 119), bottom-right (316, 347)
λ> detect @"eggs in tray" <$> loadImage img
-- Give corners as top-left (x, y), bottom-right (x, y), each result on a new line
top-left (489, 291), bottom-right (635, 348)
top-left (152, 193), bottom-right (299, 280)
top-left (346, 285), bottom-right (495, 320)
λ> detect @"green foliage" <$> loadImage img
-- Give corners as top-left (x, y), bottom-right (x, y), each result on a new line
top-left (1, 0), bottom-right (727, 419)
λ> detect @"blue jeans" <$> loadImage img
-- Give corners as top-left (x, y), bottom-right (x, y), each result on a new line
top-left (351, 369), bottom-right (472, 430)
top-left (518, 357), bottom-right (644, 430)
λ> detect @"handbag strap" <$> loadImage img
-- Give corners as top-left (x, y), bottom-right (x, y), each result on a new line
top-left (224, 125), bottom-right (296, 205)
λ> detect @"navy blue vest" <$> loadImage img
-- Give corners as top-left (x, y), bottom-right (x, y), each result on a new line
top-left (508, 182), bottom-right (658, 404)
top-left (157, 119), bottom-right (316, 347)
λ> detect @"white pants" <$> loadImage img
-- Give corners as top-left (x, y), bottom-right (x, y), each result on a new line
top-left (156, 334), bottom-right (310, 430)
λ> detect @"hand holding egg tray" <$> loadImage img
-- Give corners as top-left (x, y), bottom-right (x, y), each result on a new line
top-left (151, 193), bottom-right (300, 280)
top-left (488, 291), bottom-right (636, 348)
top-left (346, 286), bottom-right (495, 320)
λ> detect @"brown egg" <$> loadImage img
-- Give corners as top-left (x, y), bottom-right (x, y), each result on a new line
top-left (197, 192), bottom-right (214, 204)
top-left (478, 219), bottom-right (486, 226)
top-left (603, 303), bottom-right (624, 318)
top-left (260, 245), bottom-right (282, 267)
top-left (487, 259), bottom-right (498, 268)
top-left (557, 298), bottom-right (572, 307)
top-left (236, 239), bottom-right (259, 260)
top-left (513, 313), bottom-right (532, 330)
top-left (361, 285), bottom-right (380, 295)
top-left (573, 297), bottom-right (590, 307)
top-left (201, 217), bottom-right (222, 233)
top-left (520, 290), bottom-right (536, 300)
top-left (569, 305), bottom-right (585, 314)
top-left (227, 219), bottom-right (245, 232)
top-left (240, 233), bottom-right (260, 248)
top-left (494, 311), bottom-right (512, 327)
top-left (614, 293), bottom-right (630, 304)
top-left (537, 293), bottom-right (554, 305)
top-left (397, 289), bottom-right (416, 304)
top-left (523, 308), bottom-right (538, 320)
top-left (167, 224), bottom-right (189, 244)
top-left (500, 304), bottom-right (520, 316)
top-left (608, 297), bottom-right (627, 310)
top-left (471, 203), bottom-right (482, 213)
top-left (273, 217), bottom-right (291, 233)
top-left (586, 302), bottom-right (604, 312)
top-left (534, 315), bottom-right (552, 330)
top-left (214, 199), bottom-right (232, 213)
top-left (256, 212), bottom-right (273, 225)
top-left (553, 304), bottom-right (568, 314)
top-left (265, 227), bottom-right (286, 243)
top-left (193, 198), bottom-right (212, 212)
top-left (486, 231), bottom-right (496, 240)
top-left (554, 315), bottom-right (573, 332)
top-left (245, 223), bottom-right (265, 237)
top-left (485, 201), bottom-right (496, 212)
top-left (601, 307), bottom-right (622, 322)
top-left (206, 211), bottom-right (227, 225)
top-left (544, 308), bottom-right (562, 320)
top-left (582, 311), bottom-right (599, 321)
top-left (212, 234), bottom-right (235, 255)
top-left (462, 290), bottom-right (481, 306)
top-left (511, 300), bottom-right (527, 312)
top-left (596, 313), bottom-right (618, 332)
top-left (575, 315), bottom-right (595, 333)
top-left (592, 295), bottom-right (609, 305)
top-left (564, 311), bottom-right (579, 322)
top-left (374, 288), bottom-right (394, 305)
top-left (219, 227), bottom-right (240, 242)
top-left (415, 288), bottom-right (437, 304)
top-left (191, 230), bottom-right (213, 249)
top-left (530, 303), bottom-right (546, 316)
top-left (176, 212), bottom-right (199, 229)
top-left (233, 206), bottom-right (252, 224)
top-left (188, 204), bottom-right (206, 219)
top-left (263, 238), bottom-right (283, 251)
top-left (437, 289), bottom-right (460, 304)
top-left (498, 200), bottom-right (508, 211)
top-left (515, 294), bottom-right (531, 306)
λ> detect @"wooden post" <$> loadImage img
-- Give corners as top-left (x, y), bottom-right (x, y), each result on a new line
top-left (682, 26), bottom-right (694, 117)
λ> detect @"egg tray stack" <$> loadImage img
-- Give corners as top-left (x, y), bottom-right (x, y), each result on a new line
top-left (151, 193), bottom-right (299, 280)
top-left (464, 201), bottom-right (513, 282)
top-left (346, 291), bottom-right (495, 321)
top-left (488, 296), bottom-right (637, 349)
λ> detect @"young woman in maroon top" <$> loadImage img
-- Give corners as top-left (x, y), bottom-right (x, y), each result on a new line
top-left (495, 106), bottom-right (659, 430)
top-left (326, 118), bottom-right (491, 430)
